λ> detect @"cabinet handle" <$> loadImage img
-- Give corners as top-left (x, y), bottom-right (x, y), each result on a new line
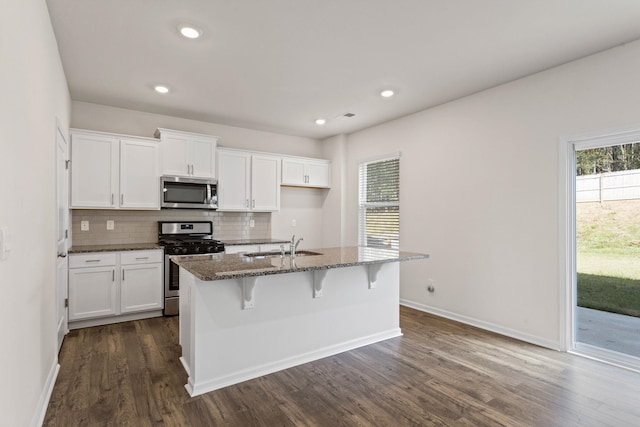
top-left (85, 259), bottom-right (100, 263)
top-left (111, 193), bottom-right (114, 205)
top-left (246, 199), bottom-right (249, 208)
top-left (252, 199), bottom-right (255, 208)
top-left (112, 270), bottom-right (115, 281)
top-left (121, 194), bottom-right (124, 205)
top-left (135, 257), bottom-right (149, 260)
top-left (122, 270), bottom-right (125, 281)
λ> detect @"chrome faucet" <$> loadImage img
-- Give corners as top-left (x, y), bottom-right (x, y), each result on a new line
top-left (290, 235), bottom-right (303, 257)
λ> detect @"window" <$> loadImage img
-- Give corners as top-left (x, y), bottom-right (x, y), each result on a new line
top-left (358, 156), bottom-right (400, 249)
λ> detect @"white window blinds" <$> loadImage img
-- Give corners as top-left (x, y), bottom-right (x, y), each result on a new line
top-left (358, 156), bottom-right (400, 249)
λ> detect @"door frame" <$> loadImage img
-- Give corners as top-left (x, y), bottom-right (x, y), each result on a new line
top-left (559, 124), bottom-right (640, 371)
top-left (55, 118), bottom-right (69, 352)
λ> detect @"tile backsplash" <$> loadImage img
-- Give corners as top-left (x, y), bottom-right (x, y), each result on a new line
top-left (71, 209), bottom-right (271, 246)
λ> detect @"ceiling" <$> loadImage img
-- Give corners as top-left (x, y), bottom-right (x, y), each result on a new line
top-left (47, 0), bottom-right (640, 140)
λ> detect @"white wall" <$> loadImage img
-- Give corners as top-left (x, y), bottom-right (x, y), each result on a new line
top-left (71, 102), bottom-right (327, 245)
top-left (320, 134), bottom-right (347, 248)
top-left (72, 101), bottom-right (322, 157)
top-left (337, 39), bottom-right (640, 349)
top-left (0, 1), bottom-right (71, 425)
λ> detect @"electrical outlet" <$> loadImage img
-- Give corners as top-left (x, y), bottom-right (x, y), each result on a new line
top-left (427, 278), bottom-right (435, 293)
top-left (249, 219), bottom-right (255, 228)
top-left (291, 219), bottom-right (297, 227)
top-left (106, 220), bottom-right (115, 230)
top-left (81, 221), bottom-right (89, 231)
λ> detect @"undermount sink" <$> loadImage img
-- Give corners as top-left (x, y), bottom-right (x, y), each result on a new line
top-left (242, 250), bottom-right (323, 259)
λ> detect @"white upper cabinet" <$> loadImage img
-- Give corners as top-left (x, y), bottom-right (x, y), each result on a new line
top-left (252, 154), bottom-right (281, 211)
top-left (70, 129), bottom-right (160, 210)
top-left (120, 139), bottom-right (160, 209)
top-left (217, 148), bottom-right (281, 212)
top-left (156, 128), bottom-right (218, 178)
top-left (217, 149), bottom-right (250, 210)
top-left (281, 156), bottom-right (331, 188)
top-left (70, 132), bottom-right (119, 208)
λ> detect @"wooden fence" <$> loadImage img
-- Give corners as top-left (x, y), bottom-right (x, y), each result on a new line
top-left (576, 169), bottom-right (640, 202)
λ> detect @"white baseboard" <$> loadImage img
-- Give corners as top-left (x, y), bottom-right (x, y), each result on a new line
top-left (68, 310), bottom-right (163, 330)
top-left (31, 361), bottom-right (59, 427)
top-left (186, 328), bottom-right (403, 397)
top-left (400, 299), bottom-right (561, 351)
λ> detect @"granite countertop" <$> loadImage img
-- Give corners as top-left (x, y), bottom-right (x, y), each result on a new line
top-left (221, 238), bottom-right (291, 246)
top-left (171, 246), bottom-right (428, 281)
top-left (68, 243), bottom-right (163, 254)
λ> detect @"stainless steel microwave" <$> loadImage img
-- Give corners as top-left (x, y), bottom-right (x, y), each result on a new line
top-left (161, 176), bottom-right (218, 209)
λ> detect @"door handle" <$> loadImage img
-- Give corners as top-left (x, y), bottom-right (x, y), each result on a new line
top-left (57, 252), bottom-right (67, 258)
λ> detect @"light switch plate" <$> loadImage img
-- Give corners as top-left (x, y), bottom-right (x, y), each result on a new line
top-left (0, 227), bottom-right (9, 261)
top-left (106, 220), bottom-right (114, 230)
top-left (249, 219), bottom-right (255, 228)
top-left (291, 219), bottom-right (297, 227)
top-left (81, 221), bottom-right (89, 231)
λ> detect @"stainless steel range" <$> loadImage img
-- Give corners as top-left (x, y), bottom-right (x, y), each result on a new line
top-left (158, 221), bottom-right (225, 316)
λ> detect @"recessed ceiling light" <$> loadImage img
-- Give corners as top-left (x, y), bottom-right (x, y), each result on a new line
top-left (154, 85), bottom-right (170, 94)
top-left (178, 25), bottom-right (202, 39)
top-left (315, 118), bottom-right (327, 125)
top-left (380, 89), bottom-right (395, 98)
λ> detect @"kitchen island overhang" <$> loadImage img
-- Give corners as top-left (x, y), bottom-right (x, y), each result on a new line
top-left (173, 246), bottom-right (428, 397)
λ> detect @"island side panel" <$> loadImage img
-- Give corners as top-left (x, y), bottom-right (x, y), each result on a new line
top-left (185, 262), bottom-right (401, 396)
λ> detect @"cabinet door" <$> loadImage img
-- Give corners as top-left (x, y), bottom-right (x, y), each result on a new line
top-left (120, 139), bottom-right (160, 209)
top-left (306, 160), bottom-right (331, 188)
top-left (120, 263), bottom-right (163, 313)
top-left (251, 155), bottom-right (280, 211)
top-left (162, 135), bottom-right (190, 177)
top-left (69, 267), bottom-right (117, 320)
top-left (190, 137), bottom-right (217, 178)
top-left (71, 133), bottom-right (119, 208)
top-left (217, 150), bottom-right (250, 210)
top-left (281, 157), bottom-right (306, 186)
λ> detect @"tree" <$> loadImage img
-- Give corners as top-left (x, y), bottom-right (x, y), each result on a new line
top-left (576, 142), bottom-right (640, 176)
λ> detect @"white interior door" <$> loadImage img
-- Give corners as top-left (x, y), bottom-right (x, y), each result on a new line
top-left (56, 122), bottom-right (69, 352)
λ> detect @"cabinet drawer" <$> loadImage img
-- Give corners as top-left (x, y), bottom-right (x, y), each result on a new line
top-left (120, 249), bottom-right (163, 265)
top-left (69, 252), bottom-right (117, 268)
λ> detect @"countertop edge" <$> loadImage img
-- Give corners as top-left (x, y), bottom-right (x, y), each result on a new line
top-left (174, 249), bottom-right (428, 281)
top-left (69, 244), bottom-right (164, 254)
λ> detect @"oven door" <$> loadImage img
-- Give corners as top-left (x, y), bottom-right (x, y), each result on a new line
top-left (164, 254), bottom-right (180, 316)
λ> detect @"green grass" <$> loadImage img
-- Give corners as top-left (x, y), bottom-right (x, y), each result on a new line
top-left (577, 273), bottom-right (640, 317)
top-left (576, 200), bottom-right (640, 317)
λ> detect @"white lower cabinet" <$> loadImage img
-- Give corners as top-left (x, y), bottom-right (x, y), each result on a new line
top-left (120, 254), bottom-right (163, 313)
top-left (69, 249), bottom-right (163, 327)
top-left (69, 265), bottom-right (118, 321)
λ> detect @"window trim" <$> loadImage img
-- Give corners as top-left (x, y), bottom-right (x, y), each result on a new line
top-left (358, 154), bottom-right (400, 249)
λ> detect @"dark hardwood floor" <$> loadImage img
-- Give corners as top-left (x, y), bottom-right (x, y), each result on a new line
top-left (44, 306), bottom-right (640, 426)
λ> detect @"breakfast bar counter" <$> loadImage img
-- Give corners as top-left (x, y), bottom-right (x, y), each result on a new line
top-left (175, 246), bottom-right (428, 396)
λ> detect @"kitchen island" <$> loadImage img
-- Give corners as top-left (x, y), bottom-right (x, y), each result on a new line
top-left (173, 246), bottom-right (428, 396)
